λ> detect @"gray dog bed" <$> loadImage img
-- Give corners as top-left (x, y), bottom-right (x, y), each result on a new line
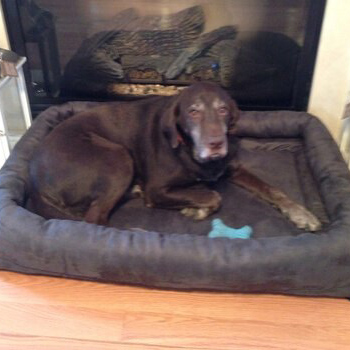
top-left (1, 101), bottom-right (350, 297)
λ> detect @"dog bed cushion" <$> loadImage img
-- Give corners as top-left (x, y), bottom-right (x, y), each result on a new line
top-left (1, 101), bottom-right (350, 297)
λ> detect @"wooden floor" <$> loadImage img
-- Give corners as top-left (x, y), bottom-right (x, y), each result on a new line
top-left (0, 271), bottom-right (350, 349)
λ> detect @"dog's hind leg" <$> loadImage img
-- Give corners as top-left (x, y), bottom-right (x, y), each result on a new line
top-left (83, 134), bottom-right (134, 225)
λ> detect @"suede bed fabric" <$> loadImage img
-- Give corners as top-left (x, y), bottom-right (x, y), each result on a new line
top-left (1, 102), bottom-right (350, 297)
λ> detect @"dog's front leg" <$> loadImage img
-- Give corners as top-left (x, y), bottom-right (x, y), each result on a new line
top-left (229, 165), bottom-right (322, 231)
top-left (145, 185), bottom-right (222, 220)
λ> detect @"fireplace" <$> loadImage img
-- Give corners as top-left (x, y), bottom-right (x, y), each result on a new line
top-left (1, 0), bottom-right (326, 115)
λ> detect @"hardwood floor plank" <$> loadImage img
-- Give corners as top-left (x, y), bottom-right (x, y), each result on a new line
top-left (0, 302), bottom-right (124, 343)
top-left (121, 309), bottom-right (350, 350)
top-left (0, 271), bottom-right (349, 350)
top-left (0, 335), bottom-right (194, 350)
top-left (0, 272), bottom-right (348, 324)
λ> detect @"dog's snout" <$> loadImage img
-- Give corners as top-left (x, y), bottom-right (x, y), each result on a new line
top-left (194, 135), bottom-right (228, 163)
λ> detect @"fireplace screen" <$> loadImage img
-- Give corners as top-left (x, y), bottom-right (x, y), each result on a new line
top-left (2, 0), bottom-right (325, 112)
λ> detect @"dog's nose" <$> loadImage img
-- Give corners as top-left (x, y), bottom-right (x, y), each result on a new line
top-left (209, 139), bottom-right (224, 151)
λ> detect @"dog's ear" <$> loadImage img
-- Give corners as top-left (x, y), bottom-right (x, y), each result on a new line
top-left (228, 98), bottom-right (240, 135)
top-left (162, 96), bottom-right (181, 149)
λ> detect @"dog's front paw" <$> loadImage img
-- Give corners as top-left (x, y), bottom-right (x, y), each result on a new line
top-left (281, 202), bottom-right (321, 232)
top-left (181, 207), bottom-right (212, 220)
top-left (180, 191), bottom-right (221, 220)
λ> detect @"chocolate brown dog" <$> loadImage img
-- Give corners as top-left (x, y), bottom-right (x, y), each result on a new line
top-left (29, 82), bottom-right (321, 231)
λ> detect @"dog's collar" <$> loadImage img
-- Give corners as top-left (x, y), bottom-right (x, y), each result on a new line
top-left (176, 125), bottom-right (190, 147)
top-left (177, 132), bottom-right (184, 145)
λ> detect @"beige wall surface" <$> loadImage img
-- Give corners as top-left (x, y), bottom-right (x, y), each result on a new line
top-left (0, 2), bottom-right (9, 49)
top-left (308, 0), bottom-right (350, 141)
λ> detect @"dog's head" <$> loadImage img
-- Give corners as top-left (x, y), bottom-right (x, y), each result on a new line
top-left (163, 82), bottom-right (239, 163)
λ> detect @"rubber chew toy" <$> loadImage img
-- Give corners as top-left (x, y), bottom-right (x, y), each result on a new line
top-left (209, 219), bottom-right (253, 239)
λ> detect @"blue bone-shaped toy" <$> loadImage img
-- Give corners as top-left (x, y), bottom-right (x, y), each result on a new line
top-left (208, 219), bottom-right (253, 239)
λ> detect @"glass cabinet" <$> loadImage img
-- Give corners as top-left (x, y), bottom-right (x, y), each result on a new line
top-left (0, 54), bottom-right (32, 168)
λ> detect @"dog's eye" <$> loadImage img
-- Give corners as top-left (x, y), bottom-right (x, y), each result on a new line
top-left (218, 107), bottom-right (228, 116)
top-left (189, 109), bottom-right (201, 119)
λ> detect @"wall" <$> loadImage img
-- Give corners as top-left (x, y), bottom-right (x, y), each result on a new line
top-left (308, 0), bottom-right (350, 141)
top-left (0, 2), bottom-right (9, 49)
